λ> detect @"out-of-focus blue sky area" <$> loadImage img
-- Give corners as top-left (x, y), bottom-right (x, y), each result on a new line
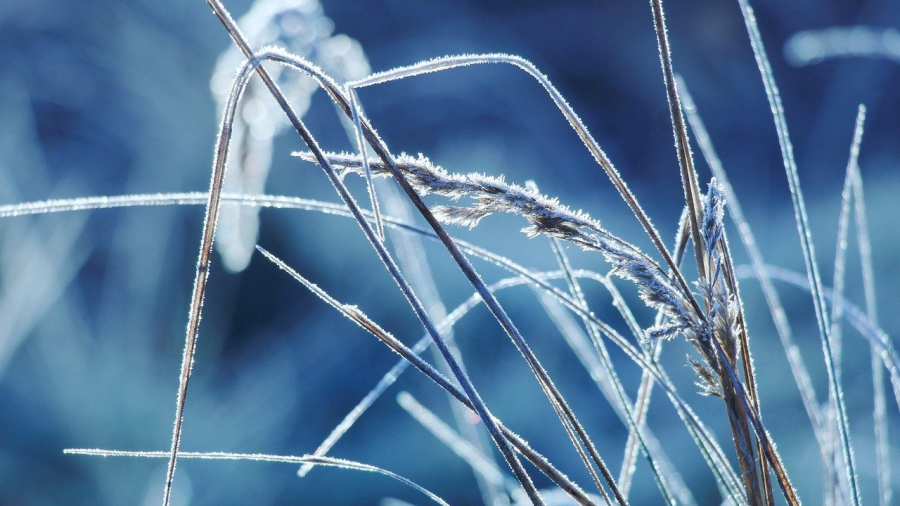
top-left (1, 0), bottom-right (898, 504)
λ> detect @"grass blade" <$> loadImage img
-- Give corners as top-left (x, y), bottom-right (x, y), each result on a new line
top-left (346, 86), bottom-right (385, 243)
top-left (649, 0), bottom-right (706, 279)
top-left (824, 105), bottom-right (867, 505)
top-left (66, 449), bottom-right (449, 506)
top-left (849, 152), bottom-right (893, 506)
top-left (160, 42), bottom-right (261, 506)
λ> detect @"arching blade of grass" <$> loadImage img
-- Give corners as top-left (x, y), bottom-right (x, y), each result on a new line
top-left (165, 42), bottom-right (541, 506)
top-left (159, 35), bottom-right (255, 506)
top-left (261, 46), bottom-right (627, 506)
top-left (737, 1), bottom-right (860, 503)
top-left (64, 449), bottom-right (449, 506)
top-left (198, 4), bottom-right (553, 498)
top-left (203, 6), bottom-right (550, 502)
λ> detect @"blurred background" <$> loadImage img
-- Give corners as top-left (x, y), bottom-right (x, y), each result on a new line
top-left (0, 0), bottom-right (898, 504)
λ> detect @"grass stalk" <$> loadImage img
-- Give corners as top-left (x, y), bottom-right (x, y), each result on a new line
top-left (824, 105), bottom-right (867, 505)
top-left (651, 1), bottom-right (770, 502)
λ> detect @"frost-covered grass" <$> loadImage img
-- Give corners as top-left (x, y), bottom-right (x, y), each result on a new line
top-left (1, 0), bottom-right (898, 504)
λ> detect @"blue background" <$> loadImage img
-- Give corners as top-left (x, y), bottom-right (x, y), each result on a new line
top-left (0, 0), bottom-right (898, 504)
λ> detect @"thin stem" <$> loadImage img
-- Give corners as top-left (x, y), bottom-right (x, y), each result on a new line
top-left (649, 0), bottom-right (706, 280)
top-left (160, 46), bottom-right (260, 506)
top-left (825, 105), bottom-right (867, 505)
top-left (347, 87), bottom-right (385, 243)
top-left (850, 150), bottom-right (892, 506)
